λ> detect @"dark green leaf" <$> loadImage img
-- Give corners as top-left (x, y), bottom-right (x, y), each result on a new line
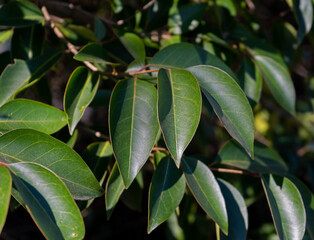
top-left (120, 33), bottom-right (146, 64)
top-left (74, 43), bottom-right (114, 65)
top-left (0, 165), bottom-right (11, 233)
top-left (121, 172), bottom-right (143, 212)
top-left (64, 66), bottom-right (100, 135)
top-left (158, 69), bottom-right (201, 167)
top-left (217, 140), bottom-right (288, 174)
top-left (90, 89), bottom-right (111, 108)
top-left (0, 0), bottom-right (44, 28)
top-left (181, 157), bottom-right (228, 234)
top-left (0, 129), bottom-right (103, 200)
top-left (94, 17), bottom-right (106, 40)
top-left (109, 79), bottom-right (159, 188)
top-left (148, 156), bottom-right (186, 233)
top-left (9, 162), bottom-right (84, 240)
top-left (145, 0), bottom-right (173, 31)
top-left (188, 65), bottom-right (254, 157)
top-left (0, 99), bottom-right (67, 134)
top-left (153, 151), bottom-right (167, 168)
top-left (261, 174), bottom-right (306, 240)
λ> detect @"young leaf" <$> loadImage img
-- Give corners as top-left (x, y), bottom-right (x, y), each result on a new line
top-left (64, 66), bottom-right (100, 135)
top-left (217, 140), bottom-right (288, 174)
top-left (8, 162), bottom-right (85, 240)
top-left (261, 174), bottom-right (306, 240)
top-left (109, 79), bottom-right (159, 188)
top-left (74, 43), bottom-right (114, 65)
top-left (0, 165), bottom-right (11, 233)
top-left (0, 99), bottom-right (67, 134)
top-left (158, 69), bottom-right (201, 167)
top-left (119, 33), bottom-right (146, 64)
top-left (148, 156), bottom-right (186, 233)
top-left (188, 65), bottom-right (254, 157)
top-left (0, 129), bottom-right (103, 200)
top-left (181, 157), bottom-right (228, 234)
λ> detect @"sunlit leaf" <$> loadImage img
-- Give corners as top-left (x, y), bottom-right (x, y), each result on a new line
top-left (120, 33), bottom-right (146, 63)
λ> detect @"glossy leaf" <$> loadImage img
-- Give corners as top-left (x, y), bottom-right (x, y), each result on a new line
top-left (261, 174), bottom-right (306, 240)
top-left (0, 129), bottom-right (103, 200)
top-left (119, 33), bottom-right (146, 63)
top-left (148, 156), bottom-right (186, 233)
top-left (105, 163), bottom-right (124, 220)
top-left (188, 65), bottom-right (254, 157)
top-left (64, 66), bottom-right (100, 135)
top-left (9, 162), bottom-right (84, 240)
top-left (158, 69), bottom-right (201, 167)
top-left (74, 43), bottom-right (114, 65)
top-left (217, 140), bottom-right (288, 174)
top-left (109, 79), bottom-right (159, 188)
top-left (0, 165), bottom-right (11, 233)
top-left (0, 99), bottom-right (67, 134)
top-left (0, 0), bottom-right (44, 27)
top-left (218, 179), bottom-right (248, 240)
top-left (181, 157), bottom-right (228, 234)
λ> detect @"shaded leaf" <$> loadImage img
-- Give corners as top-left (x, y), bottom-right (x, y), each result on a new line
top-left (9, 162), bottom-right (84, 240)
top-left (119, 33), bottom-right (146, 63)
top-left (261, 174), bottom-right (306, 240)
top-left (0, 165), bottom-right (11, 233)
top-left (109, 79), bottom-right (159, 188)
top-left (94, 17), bottom-right (106, 40)
top-left (90, 89), bottom-right (111, 108)
top-left (148, 156), bottom-right (186, 233)
top-left (0, 99), bottom-right (67, 134)
top-left (64, 66), bottom-right (100, 135)
top-left (74, 43), bottom-right (114, 65)
top-left (0, 129), bottom-right (103, 200)
top-left (181, 157), bottom-right (228, 234)
top-left (188, 65), bottom-right (254, 157)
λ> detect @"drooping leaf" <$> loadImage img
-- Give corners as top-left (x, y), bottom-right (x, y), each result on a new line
top-left (0, 99), bottom-right (67, 134)
top-left (218, 179), bottom-right (248, 240)
top-left (105, 163), bottom-right (124, 220)
top-left (158, 69), bottom-right (201, 167)
top-left (64, 66), bottom-right (100, 135)
top-left (0, 0), bottom-right (44, 28)
top-left (148, 156), bottom-right (186, 233)
top-left (74, 43), bottom-right (114, 65)
top-left (188, 65), bottom-right (254, 157)
top-left (0, 165), bottom-right (11, 233)
top-left (94, 17), bottom-right (106, 40)
top-left (181, 157), bottom-right (228, 234)
top-left (109, 79), bottom-right (159, 188)
top-left (261, 174), bottom-right (306, 240)
top-left (119, 33), bottom-right (146, 64)
top-left (8, 162), bottom-right (85, 240)
top-left (0, 129), bottom-right (103, 200)
top-left (217, 140), bottom-right (288, 174)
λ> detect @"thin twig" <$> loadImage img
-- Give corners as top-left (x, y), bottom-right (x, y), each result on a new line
top-left (129, 69), bottom-right (159, 76)
top-left (211, 167), bottom-right (260, 177)
top-left (152, 147), bottom-right (167, 151)
top-left (0, 162), bottom-right (7, 167)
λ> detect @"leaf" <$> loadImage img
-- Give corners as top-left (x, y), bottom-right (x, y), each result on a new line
top-left (64, 66), bottom-right (100, 135)
top-left (119, 33), bottom-right (146, 64)
top-left (8, 162), bottom-right (85, 240)
top-left (109, 79), bottom-right (159, 188)
top-left (157, 69), bottom-right (202, 167)
top-left (218, 179), bottom-right (248, 240)
top-left (150, 42), bottom-right (236, 79)
top-left (0, 0), bottom-right (44, 28)
top-left (188, 65), bottom-right (254, 157)
top-left (105, 163), bottom-right (124, 220)
top-left (94, 17), bottom-right (106, 40)
top-left (261, 174), bottom-right (306, 240)
top-left (0, 129), bottom-right (103, 200)
top-left (0, 99), bottom-right (67, 135)
top-left (181, 157), bottom-right (228, 234)
top-left (217, 140), bottom-right (288, 174)
top-left (0, 165), bottom-right (11, 233)
top-left (74, 43), bottom-right (114, 65)
top-left (148, 156), bottom-right (186, 233)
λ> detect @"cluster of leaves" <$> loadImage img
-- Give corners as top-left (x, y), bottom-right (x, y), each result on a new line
top-left (0, 0), bottom-right (313, 239)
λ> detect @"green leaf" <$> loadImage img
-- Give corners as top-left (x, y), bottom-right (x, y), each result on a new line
top-left (0, 129), bottom-right (103, 200)
top-left (188, 65), bottom-right (254, 157)
top-left (218, 179), bottom-right (248, 240)
top-left (8, 162), bottom-right (84, 240)
top-left (119, 33), bottom-right (146, 64)
top-left (0, 165), bottom-right (11, 233)
top-left (94, 17), bottom-right (106, 40)
top-left (217, 140), bottom-right (288, 174)
top-left (0, 99), bottom-right (67, 134)
top-left (150, 42), bottom-right (236, 79)
top-left (158, 69), bottom-right (201, 167)
top-left (148, 156), bottom-right (186, 233)
top-left (181, 157), bottom-right (228, 234)
top-left (105, 163), bottom-right (124, 220)
top-left (261, 174), bottom-right (306, 240)
top-left (74, 43), bottom-right (114, 65)
top-left (0, 0), bottom-right (44, 28)
top-left (109, 79), bottom-right (159, 188)
top-left (64, 66), bottom-right (100, 135)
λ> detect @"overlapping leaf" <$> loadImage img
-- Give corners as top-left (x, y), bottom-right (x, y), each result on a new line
top-left (119, 33), bottom-right (146, 63)
top-left (0, 165), bottom-right (11, 233)
top-left (158, 69), bottom-right (201, 167)
top-left (74, 43), bottom-right (114, 65)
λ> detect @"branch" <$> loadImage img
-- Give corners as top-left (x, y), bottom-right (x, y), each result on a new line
top-left (210, 167), bottom-right (260, 177)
